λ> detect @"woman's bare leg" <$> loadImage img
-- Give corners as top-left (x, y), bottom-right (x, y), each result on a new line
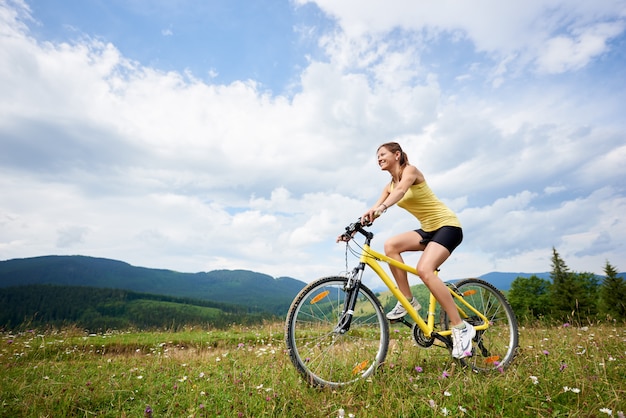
top-left (416, 241), bottom-right (463, 326)
top-left (385, 231), bottom-right (462, 325)
top-left (383, 231), bottom-right (424, 299)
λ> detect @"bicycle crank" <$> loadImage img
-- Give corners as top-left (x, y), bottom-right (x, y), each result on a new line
top-left (412, 324), bottom-right (435, 348)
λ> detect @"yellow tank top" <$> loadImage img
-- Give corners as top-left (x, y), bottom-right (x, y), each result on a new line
top-left (393, 181), bottom-right (461, 232)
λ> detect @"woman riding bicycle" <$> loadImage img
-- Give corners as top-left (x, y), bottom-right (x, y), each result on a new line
top-left (356, 141), bottom-right (474, 359)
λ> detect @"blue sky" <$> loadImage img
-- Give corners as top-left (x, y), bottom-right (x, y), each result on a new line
top-left (27, 0), bottom-right (327, 93)
top-left (1, 0), bottom-right (625, 286)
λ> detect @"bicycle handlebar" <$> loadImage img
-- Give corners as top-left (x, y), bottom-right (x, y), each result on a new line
top-left (339, 218), bottom-right (374, 242)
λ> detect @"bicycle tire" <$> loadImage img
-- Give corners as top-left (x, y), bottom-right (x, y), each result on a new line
top-left (443, 278), bottom-right (519, 372)
top-left (285, 276), bottom-right (389, 387)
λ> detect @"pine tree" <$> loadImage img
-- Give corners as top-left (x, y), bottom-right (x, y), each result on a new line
top-left (548, 248), bottom-right (598, 321)
top-left (574, 271), bottom-right (599, 317)
top-left (600, 261), bottom-right (626, 320)
top-left (549, 247), bottom-right (575, 318)
top-left (508, 275), bottom-right (552, 321)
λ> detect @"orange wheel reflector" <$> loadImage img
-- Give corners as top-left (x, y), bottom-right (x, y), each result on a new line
top-left (352, 360), bottom-right (369, 375)
top-left (485, 356), bottom-right (501, 364)
top-left (311, 290), bottom-right (330, 304)
top-left (462, 289), bottom-right (477, 296)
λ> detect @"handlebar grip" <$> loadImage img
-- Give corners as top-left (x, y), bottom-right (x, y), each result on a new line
top-left (357, 217), bottom-right (373, 227)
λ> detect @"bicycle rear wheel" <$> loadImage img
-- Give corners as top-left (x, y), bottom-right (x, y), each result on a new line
top-left (445, 278), bottom-right (519, 372)
top-left (285, 276), bottom-right (389, 387)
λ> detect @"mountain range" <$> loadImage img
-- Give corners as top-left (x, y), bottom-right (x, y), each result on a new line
top-left (0, 255), bottom-right (546, 306)
top-left (0, 255), bottom-right (306, 315)
top-left (2, 255), bottom-right (621, 331)
top-left (3, 255), bottom-right (616, 301)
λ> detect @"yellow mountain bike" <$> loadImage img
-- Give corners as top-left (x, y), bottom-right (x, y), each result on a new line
top-left (285, 219), bottom-right (519, 387)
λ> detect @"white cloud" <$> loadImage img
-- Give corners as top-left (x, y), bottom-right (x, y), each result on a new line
top-left (299, 0), bottom-right (626, 78)
top-left (536, 21), bottom-right (626, 73)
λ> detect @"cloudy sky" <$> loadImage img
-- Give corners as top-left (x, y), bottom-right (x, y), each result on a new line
top-left (1, 0), bottom-right (625, 287)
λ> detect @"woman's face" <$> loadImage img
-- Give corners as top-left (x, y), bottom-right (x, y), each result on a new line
top-left (377, 147), bottom-right (398, 170)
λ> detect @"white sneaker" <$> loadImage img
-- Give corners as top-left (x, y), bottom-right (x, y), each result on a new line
top-left (386, 297), bottom-right (421, 320)
top-left (451, 321), bottom-right (476, 359)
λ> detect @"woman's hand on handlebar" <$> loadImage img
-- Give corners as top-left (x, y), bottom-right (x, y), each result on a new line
top-left (360, 208), bottom-right (382, 225)
top-left (336, 216), bottom-right (376, 243)
top-left (336, 233), bottom-right (351, 243)
top-left (336, 218), bottom-right (362, 242)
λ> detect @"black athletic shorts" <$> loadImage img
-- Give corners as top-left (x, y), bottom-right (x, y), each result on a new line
top-left (416, 226), bottom-right (463, 254)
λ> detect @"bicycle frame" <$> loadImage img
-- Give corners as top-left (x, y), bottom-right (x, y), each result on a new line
top-left (358, 243), bottom-right (490, 338)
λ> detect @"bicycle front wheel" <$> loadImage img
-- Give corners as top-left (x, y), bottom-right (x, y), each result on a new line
top-left (285, 276), bottom-right (389, 387)
top-left (446, 278), bottom-right (519, 372)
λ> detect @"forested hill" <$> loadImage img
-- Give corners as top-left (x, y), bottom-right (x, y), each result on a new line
top-left (0, 284), bottom-right (274, 331)
top-left (0, 255), bottom-right (306, 315)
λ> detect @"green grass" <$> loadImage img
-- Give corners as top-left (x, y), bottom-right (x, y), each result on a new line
top-left (1, 322), bottom-right (624, 417)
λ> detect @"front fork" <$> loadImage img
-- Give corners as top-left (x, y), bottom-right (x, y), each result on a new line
top-left (333, 265), bottom-right (365, 334)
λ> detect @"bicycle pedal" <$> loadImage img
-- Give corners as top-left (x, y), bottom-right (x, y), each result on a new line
top-left (388, 317), bottom-right (412, 328)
